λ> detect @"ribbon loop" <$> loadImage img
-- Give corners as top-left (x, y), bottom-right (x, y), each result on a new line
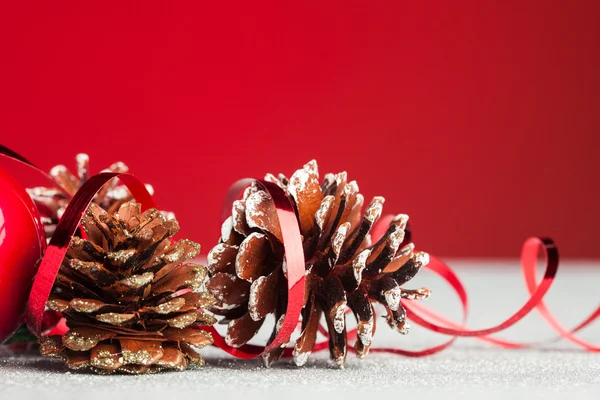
top-left (405, 237), bottom-right (558, 337)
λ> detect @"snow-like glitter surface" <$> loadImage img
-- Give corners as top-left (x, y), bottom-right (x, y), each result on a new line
top-left (2, 261), bottom-right (600, 400)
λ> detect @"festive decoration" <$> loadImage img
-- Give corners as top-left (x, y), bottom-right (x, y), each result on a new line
top-left (206, 160), bottom-right (431, 367)
top-left (39, 202), bottom-right (215, 374)
top-left (27, 154), bottom-right (170, 239)
top-left (4, 144), bottom-right (599, 374)
top-left (0, 166), bottom-right (46, 343)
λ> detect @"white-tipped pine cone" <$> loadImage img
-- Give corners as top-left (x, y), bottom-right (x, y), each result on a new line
top-left (206, 160), bottom-right (430, 367)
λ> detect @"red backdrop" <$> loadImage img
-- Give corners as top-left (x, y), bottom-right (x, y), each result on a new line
top-left (1, 2), bottom-right (598, 258)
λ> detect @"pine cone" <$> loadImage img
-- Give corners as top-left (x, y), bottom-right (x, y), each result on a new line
top-left (27, 154), bottom-right (172, 239)
top-left (206, 160), bottom-right (431, 367)
top-left (39, 202), bottom-right (216, 374)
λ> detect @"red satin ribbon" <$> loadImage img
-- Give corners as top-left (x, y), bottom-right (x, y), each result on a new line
top-left (202, 178), bottom-right (306, 358)
top-left (408, 238), bottom-right (558, 337)
top-left (2, 144), bottom-right (599, 359)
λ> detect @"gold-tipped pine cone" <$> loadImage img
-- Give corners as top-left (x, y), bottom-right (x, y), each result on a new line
top-left (40, 202), bottom-right (216, 374)
top-left (206, 160), bottom-right (431, 368)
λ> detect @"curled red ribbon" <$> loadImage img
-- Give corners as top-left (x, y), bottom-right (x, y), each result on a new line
top-left (1, 145), bottom-right (599, 359)
top-left (203, 178), bottom-right (306, 358)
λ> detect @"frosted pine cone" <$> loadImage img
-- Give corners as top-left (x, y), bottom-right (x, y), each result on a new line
top-left (206, 160), bottom-right (430, 367)
top-left (27, 154), bottom-right (171, 239)
top-left (40, 202), bottom-right (215, 374)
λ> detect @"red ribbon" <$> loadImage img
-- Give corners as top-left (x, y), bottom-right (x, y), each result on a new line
top-left (2, 145), bottom-right (599, 359)
top-left (202, 178), bottom-right (306, 358)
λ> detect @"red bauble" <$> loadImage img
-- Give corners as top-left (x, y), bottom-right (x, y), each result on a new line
top-left (0, 166), bottom-right (46, 343)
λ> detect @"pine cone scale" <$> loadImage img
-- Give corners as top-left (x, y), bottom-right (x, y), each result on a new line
top-left (90, 342), bottom-right (123, 370)
top-left (207, 243), bottom-right (238, 275)
top-left (248, 270), bottom-right (279, 321)
top-left (225, 313), bottom-right (263, 347)
top-left (207, 272), bottom-right (250, 311)
top-left (245, 191), bottom-right (283, 242)
top-left (292, 294), bottom-right (321, 366)
top-left (236, 232), bottom-right (272, 281)
top-left (287, 160), bottom-right (323, 234)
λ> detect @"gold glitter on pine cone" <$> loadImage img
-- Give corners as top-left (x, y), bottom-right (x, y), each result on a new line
top-left (27, 154), bottom-right (172, 239)
top-left (206, 160), bottom-right (431, 368)
top-left (40, 202), bottom-right (215, 374)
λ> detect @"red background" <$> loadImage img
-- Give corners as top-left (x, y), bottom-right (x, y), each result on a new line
top-left (1, 2), bottom-right (598, 258)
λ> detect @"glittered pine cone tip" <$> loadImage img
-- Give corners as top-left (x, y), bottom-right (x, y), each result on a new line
top-left (40, 201), bottom-right (216, 374)
top-left (206, 160), bottom-right (431, 368)
top-left (27, 154), bottom-right (172, 239)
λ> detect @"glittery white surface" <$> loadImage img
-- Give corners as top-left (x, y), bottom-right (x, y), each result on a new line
top-left (2, 260), bottom-right (600, 400)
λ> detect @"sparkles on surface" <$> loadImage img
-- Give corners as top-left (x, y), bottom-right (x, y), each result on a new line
top-left (2, 261), bottom-right (600, 399)
top-left (5, 348), bottom-right (596, 399)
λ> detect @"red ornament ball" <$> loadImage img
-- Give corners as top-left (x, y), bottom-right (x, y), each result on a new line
top-left (0, 166), bottom-right (46, 343)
